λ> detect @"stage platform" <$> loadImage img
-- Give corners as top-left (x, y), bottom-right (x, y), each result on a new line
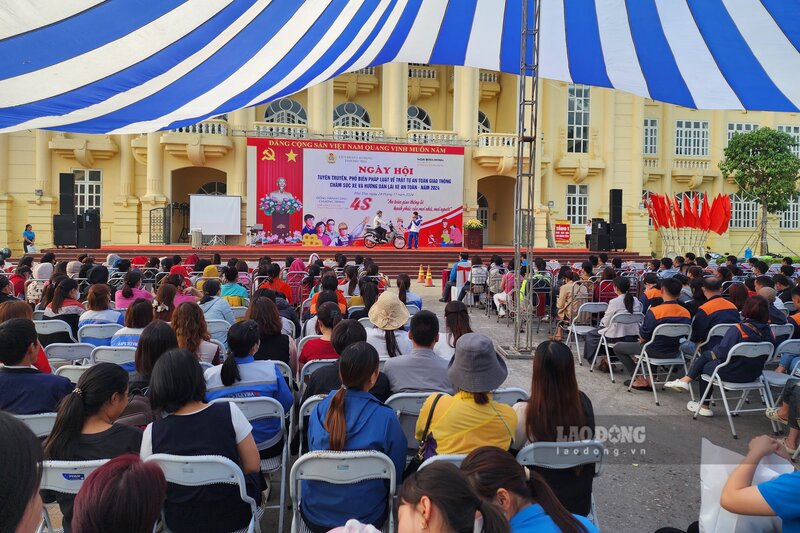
top-left (38, 245), bottom-right (652, 277)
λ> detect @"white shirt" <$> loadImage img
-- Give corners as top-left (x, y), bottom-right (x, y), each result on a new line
top-left (373, 215), bottom-right (385, 228)
top-left (585, 223), bottom-right (592, 236)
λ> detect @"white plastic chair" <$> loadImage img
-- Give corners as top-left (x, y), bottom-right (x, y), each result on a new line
top-left (386, 392), bottom-right (434, 452)
top-left (231, 306), bottom-right (248, 321)
top-left (289, 451), bottom-right (396, 533)
top-left (347, 305), bottom-right (365, 316)
top-left (55, 364), bottom-right (92, 383)
top-left (770, 323), bottom-right (795, 343)
top-left (34, 319), bottom-right (77, 343)
top-left (32, 309), bottom-right (45, 320)
top-left (405, 304), bottom-right (420, 315)
top-left (299, 359), bottom-right (336, 395)
top-left (589, 312), bottom-right (645, 383)
top-left (564, 302), bottom-right (608, 365)
top-left (762, 339), bottom-right (800, 405)
top-left (492, 387), bottom-right (530, 406)
top-left (296, 394), bottom-right (326, 454)
top-left (90, 346), bottom-right (136, 365)
top-left (38, 459), bottom-right (110, 533)
top-left (358, 317), bottom-right (376, 329)
top-left (145, 454), bottom-right (261, 533)
top-left (694, 341), bottom-right (776, 438)
top-left (207, 319), bottom-right (232, 346)
top-left (77, 323), bottom-right (123, 344)
top-left (14, 412), bottom-right (57, 438)
top-left (43, 343), bottom-right (94, 365)
top-left (210, 397), bottom-right (288, 532)
top-left (517, 440), bottom-right (606, 528)
top-left (627, 323), bottom-right (693, 405)
top-left (418, 454), bottom-right (467, 470)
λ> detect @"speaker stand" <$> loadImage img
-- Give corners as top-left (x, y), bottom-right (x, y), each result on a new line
top-left (206, 235), bottom-right (226, 246)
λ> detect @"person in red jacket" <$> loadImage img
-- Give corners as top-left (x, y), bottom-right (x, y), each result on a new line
top-left (9, 265), bottom-right (32, 299)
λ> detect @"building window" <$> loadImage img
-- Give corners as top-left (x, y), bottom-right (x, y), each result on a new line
top-left (73, 169), bottom-right (101, 214)
top-left (196, 182), bottom-right (227, 196)
top-left (566, 184), bottom-right (588, 225)
top-left (643, 118), bottom-right (658, 155)
top-left (333, 102), bottom-right (371, 128)
top-left (675, 120), bottom-right (709, 157)
top-left (567, 84), bottom-right (590, 153)
top-left (407, 106), bottom-right (431, 131)
top-left (777, 125), bottom-right (800, 157)
top-left (727, 122), bottom-right (759, 145)
top-left (729, 193), bottom-right (758, 229)
top-left (264, 98), bottom-right (307, 124)
top-left (781, 196), bottom-right (800, 230)
top-left (477, 111), bottom-right (491, 134)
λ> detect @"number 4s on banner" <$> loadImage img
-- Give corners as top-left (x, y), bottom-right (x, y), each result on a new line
top-left (350, 198), bottom-right (372, 210)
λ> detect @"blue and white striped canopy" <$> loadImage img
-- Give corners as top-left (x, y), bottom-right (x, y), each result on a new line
top-left (1, 0), bottom-right (799, 134)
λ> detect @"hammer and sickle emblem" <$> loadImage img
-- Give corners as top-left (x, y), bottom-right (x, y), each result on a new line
top-left (261, 148), bottom-right (276, 161)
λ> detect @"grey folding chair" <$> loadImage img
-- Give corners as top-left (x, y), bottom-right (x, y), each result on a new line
top-left (43, 343), bottom-right (94, 365)
top-left (34, 319), bottom-right (77, 343)
top-left (565, 302), bottom-right (608, 366)
top-left (386, 392), bottom-right (434, 453)
top-left (492, 387), bottom-right (530, 406)
top-left (687, 323), bottom-right (737, 368)
top-left (418, 454), bottom-right (467, 470)
top-left (589, 312), bottom-right (645, 383)
top-left (77, 323), bottom-right (122, 344)
top-left (90, 346), bottom-right (136, 365)
top-left (55, 364), bottom-right (92, 383)
top-left (628, 323), bottom-right (693, 405)
top-left (14, 412), bottom-right (57, 438)
top-left (38, 459), bottom-right (109, 533)
top-left (296, 394), bottom-right (326, 454)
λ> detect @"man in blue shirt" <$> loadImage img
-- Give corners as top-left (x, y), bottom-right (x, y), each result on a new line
top-left (0, 318), bottom-right (73, 414)
top-left (406, 211), bottom-right (422, 250)
top-left (440, 252), bottom-right (470, 302)
top-left (658, 257), bottom-right (679, 278)
top-left (22, 223), bottom-right (35, 253)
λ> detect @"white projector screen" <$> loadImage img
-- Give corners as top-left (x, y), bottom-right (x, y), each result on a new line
top-left (189, 195), bottom-right (241, 236)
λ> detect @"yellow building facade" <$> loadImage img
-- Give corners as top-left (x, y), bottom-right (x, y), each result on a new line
top-left (1, 63), bottom-right (799, 256)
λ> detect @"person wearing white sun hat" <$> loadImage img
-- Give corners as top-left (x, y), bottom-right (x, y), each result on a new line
top-left (365, 291), bottom-right (413, 358)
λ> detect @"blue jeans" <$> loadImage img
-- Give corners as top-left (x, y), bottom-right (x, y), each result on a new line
top-left (407, 232), bottom-right (419, 249)
top-left (780, 353), bottom-right (800, 372)
top-left (680, 341), bottom-right (697, 358)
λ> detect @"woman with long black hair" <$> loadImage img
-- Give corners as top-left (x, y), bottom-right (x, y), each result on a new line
top-left (43, 277), bottom-right (84, 340)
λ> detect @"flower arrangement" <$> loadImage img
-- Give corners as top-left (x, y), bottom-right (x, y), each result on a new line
top-left (464, 218), bottom-right (485, 230)
top-left (259, 196), bottom-right (303, 216)
top-left (258, 230), bottom-right (303, 245)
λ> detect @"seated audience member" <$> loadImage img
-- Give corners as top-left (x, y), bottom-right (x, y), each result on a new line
top-left (435, 300), bottom-right (474, 360)
top-left (0, 300), bottom-right (51, 373)
top-left (579, 261), bottom-right (593, 280)
top-left (0, 318), bottom-right (72, 413)
top-left (205, 320), bottom-right (294, 459)
top-left (247, 296), bottom-right (295, 366)
top-left (303, 290), bottom-right (338, 337)
top-left (129, 320), bottom-right (178, 393)
top-left (348, 280), bottom-right (378, 321)
top-left (613, 278), bottom-right (691, 390)
top-left (299, 301), bottom-right (343, 369)
top-left (781, 264), bottom-right (796, 278)
top-left (164, 273), bottom-right (201, 305)
top-left (43, 277), bottom-right (85, 340)
top-left (720, 435), bottom-right (800, 528)
top-left (639, 273), bottom-right (662, 313)
top-left (593, 267), bottom-right (617, 302)
top-left (398, 462), bottom-right (508, 533)
top-left (753, 260), bottom-right (769, 277)
top-left (456, 256), bottom-right (489, 303)
top-left (83, 265), bottom-right (115, 301)
top-left (172, 302), bottom-right (220, 365)
top-left (111, 298), bottom-right (154, 348)
top-left (462, 447), bottom-right (599, 532)
top-left (198, 279), bottom-right (236, 330)
top-left (367, 291), bottom-right (413, 358)
top-left (775, 274), bottom-right (794, 303)
top-left (416, 333), bottom-right (516, 455)
top-left (766, 377), bottom-right (800, 456)
top-left (302, 320), bottom-right (390, 404)
top-left (680, 277), bottom-right (740, 359)
top-left (513, 341), bottom-right (596, 516)
top-left (258, 263), bottom-right (292, 301)
top-left (338, 265), bottom-right (360, 298)
top-left (397, 273), bottom-right (423, 310)
top-left (194, 263), bottom-right (217, 291)
top-left (114, 270), bottom-right (153, 309)
top-left (10, 265), bottom-right (32, 298)
top-left (665, 296), bottom-right (776, 416)
top-left (71, 455), bottom-right (166, 533)
top-left (78, 284), bottom-right (125, 346)
top-left (759, 287), bottom-right (788, 325)
top-left (140, 349), bottom-right (264, 533)
top-left (254, 288), bottom-right (299, 337)
top-left (43, 363), bottom-right (142, 533)
top-left (304, 341), bottom-right (406, 531)
top-left (441, 252), bottom-right (471, 303)
top-left (555, 270), bottom-right (588, 331)
top-left (659, 257), bottom-right (678, 278)
top-left (787, 285), bottom-right (800, 343)
top-left (220, 266), bottom-right (250, 307)
top-left (383, 310), bottom-right (452, 394)
top-left (582, 277), bottom-right (642, 363)
top-left (0, 276), bottom-right (17, 303)
top-left (152, 280), bottom-right (178, 321)
top-left (744, 277), bottom-right (758, 296)
top-left (310, 273), bottom-right (348, 315)
top-left (66, 260), bottom-right (82, 279)
top-left (728, 282), bottom-right (749, 311)
top-left (0, 411), bottom-right (44, 533)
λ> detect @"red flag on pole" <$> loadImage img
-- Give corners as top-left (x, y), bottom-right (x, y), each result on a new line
top-left (647, 200), bottom-right (660, 231)
top-left (709, 195), bottom-right (725, 234)
top-left (718, 194), bottom-right (732, 234)
top-left (700, 193), bottom-right (712, 231)
top-left (673, 196), bottom-right (684, 228)
top-left (683, 195), bottom-right (696, 228)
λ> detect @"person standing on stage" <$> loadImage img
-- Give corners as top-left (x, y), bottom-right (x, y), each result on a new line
top-left (407, 212), bottom-right (422, 250)
top-left (372, 211), bottom-right (387, 243)
top-left (22, 224), bottom-right (35, 253)
top-left (584, 218), bottom-right (592, 249)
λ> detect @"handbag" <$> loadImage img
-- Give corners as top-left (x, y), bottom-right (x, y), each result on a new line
top-left (403, 393), bottom-right (443, 477)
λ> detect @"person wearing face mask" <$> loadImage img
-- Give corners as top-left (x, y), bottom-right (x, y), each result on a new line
top-left (43, 277), bottom-right (85, 340)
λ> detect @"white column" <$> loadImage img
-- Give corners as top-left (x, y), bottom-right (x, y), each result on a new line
top-left (145, 132), bottom-right (163, 198)
top-left (308, 80), bottom-right (333, 135)
top-left (381, 62), bottom-right (408, 138)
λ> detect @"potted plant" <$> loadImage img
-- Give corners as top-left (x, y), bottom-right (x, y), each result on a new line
top-left (464, 219), bottom-right (484, 250)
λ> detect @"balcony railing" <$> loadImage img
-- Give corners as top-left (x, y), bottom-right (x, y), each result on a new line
top-left (409, 66), bottom-right (437, 79)
top-left (674, 157), bottom-right (710, 170)
top-left (643, 157), bottom-right (660, 168)
top-left (352, 67), bottom-right (375, 75)
top-left (479, 71), bottom-right (498, 83)
top-left (252, 122), bottom-right (309, 139)
top-left (477, 133), bottom-right (518, 148)
top-left (333, 127), bottom-right (385, 142)
top-left (407, 130), bottom-right (459, 145)
top-left (171, 119), bottom-right (228, 135)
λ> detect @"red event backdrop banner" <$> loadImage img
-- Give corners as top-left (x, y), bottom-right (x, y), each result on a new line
top-left (247, 138), bottom-right (464, 247)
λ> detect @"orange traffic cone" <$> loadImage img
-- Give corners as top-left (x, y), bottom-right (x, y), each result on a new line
top-left (417, 264), bottom-right (424, 283)
top-left (425, 266), bottom-right (433, 287)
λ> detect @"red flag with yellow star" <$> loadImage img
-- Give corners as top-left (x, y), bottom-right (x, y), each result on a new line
top-left (249, 138), bottom-right (304, 243)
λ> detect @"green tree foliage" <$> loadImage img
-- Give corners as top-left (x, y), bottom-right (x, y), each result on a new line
top-left (719, 127), bottom-right (800, 254)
